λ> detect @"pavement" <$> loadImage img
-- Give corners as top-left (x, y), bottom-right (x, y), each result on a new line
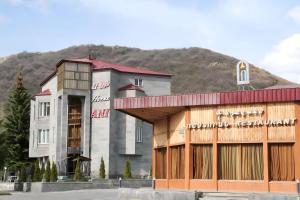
top-left (0, 189), bottom-right (118, 200)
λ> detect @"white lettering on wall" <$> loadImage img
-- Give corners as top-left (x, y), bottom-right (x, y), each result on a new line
top-left (91, 81), bottom-right (110, 90)
top-left (92, 96), bottom-right (110, 102)
top-left (187, 109), bottom-right (297, 129)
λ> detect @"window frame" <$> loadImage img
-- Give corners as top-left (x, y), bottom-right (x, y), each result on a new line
top-left (136, 127), bottom-right (143, 143)
top-left (39, 102), bottom-right (50, 117)
top-left (134, 78), bottom-right (143, 87)
top-left (38, 129), bottom-right (49, 144)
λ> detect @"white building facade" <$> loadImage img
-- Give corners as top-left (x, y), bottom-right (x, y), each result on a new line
top-left (29, 57), bottom-right (171, 178)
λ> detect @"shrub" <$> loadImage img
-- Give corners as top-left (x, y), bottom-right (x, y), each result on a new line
top-left (33, 160), bottom-right (41, 182)
top-left (50, 162), bottom-right (58, 182)
top-left (123, 160), bottom-right (132, 179)
top-left (29, 162), bottom-right (35, 181)
top-left (19, 165), bottom-right (27, 182)
top-left (74, 159), bottom-right (81, 181)
top-left (99, 157), bottom-right (105, 179)
top-left (40, 162), bottom-right (45, 178)
top-left (44, 160), bottom-right (51, 182)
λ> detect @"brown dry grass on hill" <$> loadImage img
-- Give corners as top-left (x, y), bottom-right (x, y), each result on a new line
top-left (0, 45), bottom-right (291, 107)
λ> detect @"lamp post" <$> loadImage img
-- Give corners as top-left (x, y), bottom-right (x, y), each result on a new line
top-left (3, 166), bottom-right (7, 182)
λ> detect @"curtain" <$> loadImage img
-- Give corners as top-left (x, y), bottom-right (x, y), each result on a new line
top-left (171, 145), bottom-right (185, 179)
top-left (192, 145), bottom-right (213, 179)
top-left (218, 144), bottom-right (263, 180)
top-left (218, 144), bottom-right (240, 180)
top-left (269, 143), bottom-right (295, 181)
top-left (155, 148), bottom-right (167, 179)
top-left (241, 144), bottom-right (264, 180)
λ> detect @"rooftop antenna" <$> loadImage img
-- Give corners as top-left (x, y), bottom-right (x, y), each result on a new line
top-left (236, 60), bottom-right (255, 90)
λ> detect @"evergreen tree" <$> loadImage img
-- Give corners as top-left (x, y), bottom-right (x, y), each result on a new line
top-left (19, 165), bottom-right (27, 182)
top-left (3, 72), bottom-right (31, 167)
top-left (124, 160), bottom-right (132, 179)
top-left (28, 162), bottom-right (35, 182)
top-left (40, 162), bottom-right (45, 178)
top-left (0, 120), bottom-right (8, 169)
top-left (99, 157), bottom-right (105, 179)
top-left (74, 159), bottom-right (81, 181)
top-left (44, 160), bottom-right (51, 182)
top-left (50, 162), bottom-right (58, 182)
top-left (33, 160), bottom-right (41, 182)
top-left (149, 165), bottom-right (152, 177)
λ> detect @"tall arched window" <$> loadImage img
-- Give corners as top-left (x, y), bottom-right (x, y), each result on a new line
top-left (240, 69), bottom-right (247, 82)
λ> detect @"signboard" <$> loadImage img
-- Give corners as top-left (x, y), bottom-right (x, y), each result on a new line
top-left (188, 109), bottom-right (297, 129)
top-left (91, 81), bottom-right (110, 118)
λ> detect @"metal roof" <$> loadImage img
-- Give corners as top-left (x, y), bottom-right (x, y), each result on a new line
top-left (114, 87), bottom-right (300, 123)
top-left (41, 57), bottom-right (171, 86)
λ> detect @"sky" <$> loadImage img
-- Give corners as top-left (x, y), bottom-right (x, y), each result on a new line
top-left (0, 0), bottom-right (300, 83)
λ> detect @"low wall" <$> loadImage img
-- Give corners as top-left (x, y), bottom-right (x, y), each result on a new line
top-left (249, 193), bottom-right (300, 200)
top-left (31, 180), bottom-right (115, 193)
top-left (30, 179), bottom-right (152, 192)
top-left (0, 183), bottom-right (15, 191)
top-left (120, 179), bottom-right (152, 188)
top-left (118, 188), bottom-right (201, 200)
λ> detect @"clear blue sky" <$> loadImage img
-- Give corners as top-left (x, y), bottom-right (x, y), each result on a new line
top-left (0, 0), bottom-right (300, 83)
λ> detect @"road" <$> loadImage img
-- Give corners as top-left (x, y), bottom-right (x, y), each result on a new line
top-left (0, 189), bottom-right (118, 200)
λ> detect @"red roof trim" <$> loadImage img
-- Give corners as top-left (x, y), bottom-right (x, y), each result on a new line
top-left (35, 89), bottom-right (51, 96)
top-left (114, 87), bottom-right (300, 109)
top-left (41, 58), bottom-right (171, 86)
top-left (118, 84), bottom-right (145, 93)
top-left (40, 71), bottom-right (56, 86)
top-left (55, 58), bottom-right (91, 68)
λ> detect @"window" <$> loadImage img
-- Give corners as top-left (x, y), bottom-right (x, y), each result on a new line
top-left (218, 144), bottom-right (263, 180)
top-left (39, 102), bottom-right (50, 117)
top-left (136, 127), bottom-right (143, 143)
top-left (269, 143), bottom-right (295, 181)
top-left (134, 78), bottom-right (143, 87)
top-left (192, 144), bottom-right (213, 179)
top-left (155, 147), bottom-right (167, 179)
top-left (170, 145), bottom-right (185, 179)
top-left (57, 62), bottom-right (90, 90)
top-left (38, 129), bottom-right (49, 144)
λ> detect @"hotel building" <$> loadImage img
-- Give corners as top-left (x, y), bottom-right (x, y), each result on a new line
top-left (29, 57), bottom-right (171, 177)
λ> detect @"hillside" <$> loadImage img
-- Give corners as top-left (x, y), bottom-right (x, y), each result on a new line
top-left (0, 45), bottom-right (291, 113)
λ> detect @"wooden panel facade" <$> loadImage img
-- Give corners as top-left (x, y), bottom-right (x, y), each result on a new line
top-left (267, 103), bottom-right (296, 141)
top-left (169, 111), bottom-right (185, 145)
top-left (217, 104), bottom-right (265, 142)
top-left (190, 107), bottom-right (214, 143)
top-left (151, 102), bottom-right (299, 193)
top-left (153, 119), bottom-right (168, 148)
top-left (57, 62), bottom-right (91, 91)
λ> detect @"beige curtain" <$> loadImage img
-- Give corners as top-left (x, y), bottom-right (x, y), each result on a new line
top-left (269, 143), bottom-right (295, 181)
top-left (218, 144), bottom-right (240, 180)
top-left (171, 145), bottom-right (185, 179)
top-left (192, 145), bottom-right (213, 179)
top-left (241, 144), bottom-right (264, 180)
top-left (218, 144), bottom-right (263, 180)
top-left (155, 148), bottom-right (167, 179)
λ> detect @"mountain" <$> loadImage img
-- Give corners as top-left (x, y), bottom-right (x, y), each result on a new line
top-left (0, 44), bottom-right (291, 117)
